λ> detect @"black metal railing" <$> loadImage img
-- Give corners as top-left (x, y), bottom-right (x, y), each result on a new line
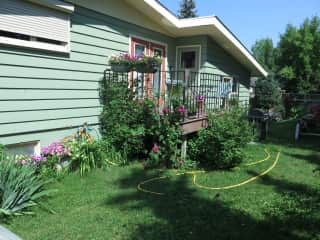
top-left (103, 68), bottom-right (243, 120)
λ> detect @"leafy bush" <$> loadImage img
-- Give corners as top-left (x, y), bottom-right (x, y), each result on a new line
top-left (101, 84), bottom-right (145, 160)
top-left (62, 125), bottom-right (104, 176)
top-left (0, 154), bottom-right (54, 217)
top-left (188, 108), bottom-right (253, 169)
top-left (145, 104), bottom-right (184, 168)
top-left (254, 78), bottom-right (282, 110)
top-left (0, 144), bottom-right (4, 155)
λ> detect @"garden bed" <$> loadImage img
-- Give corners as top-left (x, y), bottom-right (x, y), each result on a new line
top-left (3, 125), bottom-right (319, 240)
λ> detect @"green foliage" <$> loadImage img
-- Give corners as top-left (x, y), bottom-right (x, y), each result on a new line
top-left (0, 144), bottom-right (4, 155)
top-left (188, 109), bottom-right (253, 169)
top-left (254, 78), bottom-right (282, 110)
top-left (64, 127), bottom-right (103, 176)
top-left (146, 117), bottom-right (182, 169)
top-left (178, 0), bottom-right (197, 18)
top-left (277, 16), bottom-right (320, 93)
top-left (0, 154), bottom-right (54, 217)
top-left (251, 38), bottom-right (277, 76)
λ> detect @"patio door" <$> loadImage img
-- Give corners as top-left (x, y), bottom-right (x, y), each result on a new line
top-left (130, 37), bottom-right (166, 102)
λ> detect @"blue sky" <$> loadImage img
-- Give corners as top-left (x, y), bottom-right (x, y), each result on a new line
top-left (159, 0), bottom-right (320, 51)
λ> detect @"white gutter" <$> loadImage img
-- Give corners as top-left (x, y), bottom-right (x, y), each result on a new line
top-left (26, 0), bottom-right (75, 13)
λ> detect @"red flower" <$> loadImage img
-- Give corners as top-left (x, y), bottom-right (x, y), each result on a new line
top-left (178, 106), bottom-right (186, 113)
top-left (152, 144), bottom-right (159, 153)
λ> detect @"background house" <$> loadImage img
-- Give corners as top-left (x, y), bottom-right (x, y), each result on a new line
top-left (0, 0), bottom-right (267, 154)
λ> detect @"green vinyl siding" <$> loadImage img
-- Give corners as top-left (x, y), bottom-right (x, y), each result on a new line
top-left (204, 36), bottom-right (251, 105)
top-left (0, 4), bottom-right (175, 146)
top-left (0, 2), bottom-right (253, 147)
top-left (175, 35), bottom-right (251, 106)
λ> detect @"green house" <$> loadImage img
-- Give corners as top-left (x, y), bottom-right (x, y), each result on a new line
top-left (0, 0), bottom-right (267, 154)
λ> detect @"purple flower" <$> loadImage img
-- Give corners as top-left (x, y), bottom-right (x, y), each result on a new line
top-left (196, 95), bottom-right (205, 101)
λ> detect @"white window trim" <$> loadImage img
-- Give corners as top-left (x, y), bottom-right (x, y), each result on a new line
top-left (0, 35), bottom-right (70, 54)
top-left (175, 45), bottom-right (202, 72)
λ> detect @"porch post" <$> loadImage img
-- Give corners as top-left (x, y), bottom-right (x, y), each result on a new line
top-left (181, 135), bottom-right (188, 160)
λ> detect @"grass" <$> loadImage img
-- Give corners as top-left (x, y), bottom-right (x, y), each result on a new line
top-left (2, 121), bottom-right (320, 240)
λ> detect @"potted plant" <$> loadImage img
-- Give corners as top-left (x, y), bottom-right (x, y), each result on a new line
top-left (196, 95), bottom-right (205, 115)
top-left (108, 53), bottom-right (133, 73)
top-left (135, 54), bottom-right (162, 73)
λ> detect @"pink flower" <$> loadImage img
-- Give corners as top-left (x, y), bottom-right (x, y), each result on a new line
top-left (178, 106), bottom-right (186, 113)
top-left (15, 160), bottom-right (19, 164)
top-left (21, 159), bottom-right (28, 165)
top-left (152, 144), bottom-right (159, 153)
top-left (162, 106), bottom-right (169, 113)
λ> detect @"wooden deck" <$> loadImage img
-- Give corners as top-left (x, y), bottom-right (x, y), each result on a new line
top-left (180, 115), bottom-right (208, 135)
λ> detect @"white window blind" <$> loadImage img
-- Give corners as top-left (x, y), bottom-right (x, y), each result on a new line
top-left (0, 0), bottom-right (72, 52)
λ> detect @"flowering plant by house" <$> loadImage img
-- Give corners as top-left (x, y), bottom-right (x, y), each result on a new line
top-left (135, 54), bottom-right (162, 66)
top-left (108, 53), bottom-right (134, 65)
top-left (196, 95), bottom-right (205, 101)
top-left (15, 154), bottom-right (47, 166)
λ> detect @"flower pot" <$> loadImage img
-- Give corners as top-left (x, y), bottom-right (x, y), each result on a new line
top-left (196, 100), bottom-right (204, 115)
top-left (110, 64), bottom-right (132, 73)
top-left (135, 63), bottom-right (158, 73)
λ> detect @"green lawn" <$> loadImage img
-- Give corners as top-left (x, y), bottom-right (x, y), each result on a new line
top-left (2, 121), bottom-right (320, 240)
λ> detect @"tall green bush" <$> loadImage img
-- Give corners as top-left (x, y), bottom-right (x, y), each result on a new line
top-left (0, 144), bottom-right (4, 155)
top-left (254, 78), bottom-right (282, 110)
top-left (100, 83), bottom-right (146, 159)
top-left (188, 109), bottom-right (253, 169)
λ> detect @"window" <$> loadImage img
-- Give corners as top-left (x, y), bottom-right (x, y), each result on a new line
top-left (181, 51), bottom-right (196, 68)
top-left (0, 0), bottom-right (74, 53)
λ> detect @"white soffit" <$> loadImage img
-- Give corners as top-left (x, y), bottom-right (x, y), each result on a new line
top-left (131, 0), bottom-right (267, 77)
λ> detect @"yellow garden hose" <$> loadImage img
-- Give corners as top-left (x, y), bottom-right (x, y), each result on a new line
top-left (193, 152), bottom-right (280, 190)
top-left (137, 176), bottom-right (169, 195)
top-left (242, 148), bottom-right (271, 166)
top-left (137, 150), bottom-right (280, 195)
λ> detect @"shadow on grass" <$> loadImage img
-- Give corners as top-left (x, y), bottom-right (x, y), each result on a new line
top-left (247, 170), bottom-right (320, 240)
top-left (106, 166), bottom-right (319, 240)
top-left (284, 152), bottom-right (320, 168)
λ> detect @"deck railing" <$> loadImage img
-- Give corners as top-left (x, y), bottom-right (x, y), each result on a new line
top-left (103, 68), bottom-right (245, 119)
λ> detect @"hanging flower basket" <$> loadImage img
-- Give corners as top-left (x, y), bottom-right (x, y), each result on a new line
top-left (135, 63), bottom-right (159, 73)
top-left (110, 63), bottom-right (132, 73)
top-left (135, 55), bottom-right (162, 73)
top-left (108, 53), bottom-right (134, 73)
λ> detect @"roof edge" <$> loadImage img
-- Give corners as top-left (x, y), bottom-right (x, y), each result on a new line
top-left (144, 0), bottom-right (268, 77)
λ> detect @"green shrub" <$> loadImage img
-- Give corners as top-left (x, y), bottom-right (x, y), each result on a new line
top-left (145, 104), bottom-right (184, 169)
top-left (0, 154), bottom-right (54, 217)
top-left (0, 144), bottom-right (4, 155)
top-left (101, 84), bottom-right (145, 159)
top-left (188, 108), bottom-right (253, 169)
top-left (254, 78), bottom-right (282, 110)
top-left (63, 126), bottom-right (104, 176)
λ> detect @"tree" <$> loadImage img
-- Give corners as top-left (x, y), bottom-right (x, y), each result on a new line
top-left (178, 0), bottom-right (198, 19)
top-left (277, 16), bottom-right (320, 93)
top-left (251, 38), bottom-right (277, 78)
top-left (253, 78), bottom-right (282, 110)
